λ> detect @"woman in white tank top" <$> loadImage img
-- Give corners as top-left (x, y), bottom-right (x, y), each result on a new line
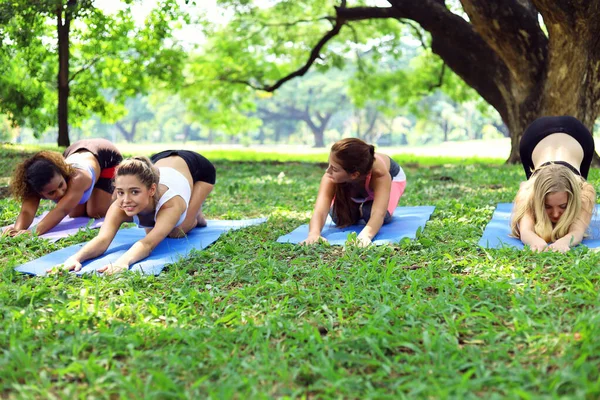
top-left (52, 154), bottom-right (215, 275)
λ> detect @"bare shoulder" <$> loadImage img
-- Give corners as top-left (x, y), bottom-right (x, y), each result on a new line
top-left (159, 195), bottom-right (187, 213)
top-left (372, 153), bottom-right (390, 177)
top-left (68, 170), bottom-right (90, 191)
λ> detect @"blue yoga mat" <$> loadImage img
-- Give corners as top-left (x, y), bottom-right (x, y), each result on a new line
top-left (15, 218), bottom-right (267, 276)
top-left (277, 206), bottom-right (435, 246)
top-left (478, 203), bottom-right (600, 249)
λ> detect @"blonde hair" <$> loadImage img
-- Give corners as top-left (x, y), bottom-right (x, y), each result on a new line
top-left (511, 164), bottom-right (596, 242)
top-left (10, 151), bottom-right (74, 201)
top-left (115, 156), bottom-right (159, 189)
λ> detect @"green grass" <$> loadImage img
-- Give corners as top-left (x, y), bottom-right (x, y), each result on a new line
top-left (1, 144), bottom-right (599, 399)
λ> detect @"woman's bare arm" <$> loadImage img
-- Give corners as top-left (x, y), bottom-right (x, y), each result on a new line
top-left (52, 201), bottom-right (127, 272)
top-left (99, 197), bottom-right (186, 274)
top-left (302, 174), bottom-right (335, 244)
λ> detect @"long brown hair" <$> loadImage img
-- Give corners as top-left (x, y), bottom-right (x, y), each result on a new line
top-left (331, 138), bottom-right (375, 227)
top-left (10, 151), bottom-right (74, 201)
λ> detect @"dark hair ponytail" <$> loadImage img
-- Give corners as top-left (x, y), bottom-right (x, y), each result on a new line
top-left (330, 138), bottom-right (376, 227)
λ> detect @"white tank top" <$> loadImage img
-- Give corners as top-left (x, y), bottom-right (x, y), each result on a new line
top-left (133, 167), bottom-right (191, 228)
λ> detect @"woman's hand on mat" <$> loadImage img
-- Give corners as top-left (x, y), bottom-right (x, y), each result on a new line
top-left (355, 234), bottom-right (372, 248)
top-left (527, 237), bottom-right (549, 253)
top-left (48, 257), bottom-right (82, 273)
top-left (98, 262), bottom-right (128, 275)
top-left (529, 243), bottom-right (548, 252)
top-left (301, 234), bottom-right (327, 245)
top-left (2, 226), bottom-right (31, 237)
top-left (548, 238), bottom-right (571, 253)
top-left (1, 225), bottom-right (16, 236)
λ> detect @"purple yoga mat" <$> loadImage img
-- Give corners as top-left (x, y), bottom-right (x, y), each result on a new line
top-left (2, 211), bottom-right (104, 242)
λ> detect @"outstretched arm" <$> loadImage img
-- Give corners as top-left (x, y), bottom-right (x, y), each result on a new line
top-left (512, 181), bottom-right (548, 252)
top-left (301, 174), bottom-right (335, 245)
top-left (518, 212), bottom-right (549, 252)
top-left (99, 197), bottom-right (186, 274)
top-left (51, 201), bottom-right (126, 272)
top-left (3, 197), bottom-right (40, 236)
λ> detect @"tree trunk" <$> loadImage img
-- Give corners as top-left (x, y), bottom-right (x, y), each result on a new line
top-left (303, 111), bottom-right (332, 148)
top-left (310, 128), bottom-right (324, 148)
top-left (115, 121), bottom-right (137, 142)
top-left (442, 119), bottom-right (449, 142)
top-left (56, 2), bottom-right (71, 147)
top-left (182, 124), bottom-right (191, 143)
top-left (332, 2), bottom-right (600, 163)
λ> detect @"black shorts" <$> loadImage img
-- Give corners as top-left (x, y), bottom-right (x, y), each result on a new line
top-left (520, 116), bottom-right (594, 179)
top-left (63, 138), bottom-right (123, 193)
top-left (150, 150), bottom-right (216, 185)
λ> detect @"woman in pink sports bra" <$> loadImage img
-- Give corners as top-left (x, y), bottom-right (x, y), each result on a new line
top-left (301, 138), bottom-right (407, 247)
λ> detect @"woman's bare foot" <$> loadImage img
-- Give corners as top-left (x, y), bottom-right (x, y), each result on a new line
top-left (196, 213), bottom-right (207, 227)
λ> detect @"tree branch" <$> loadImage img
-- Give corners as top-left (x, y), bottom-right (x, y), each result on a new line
top-left (531, 0), bottom-right (600, 31)
top-left (426, 62), bottom-right (446, 92)
top-left (400, 19), bottom-right (429, 49)
top-left (261, 10), bottom-right (352, 92)
top-left (381, 0), bottom-right (512, 118)
top-left (459, 0), bottom-right (548, 89)
top-left (69, 55), bottom-right (103, 83)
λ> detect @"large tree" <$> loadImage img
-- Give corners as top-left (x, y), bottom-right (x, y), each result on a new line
top-left (0, 0), bottom-right (188, 147)
top-left (206, 0), bottom-right (600, 162)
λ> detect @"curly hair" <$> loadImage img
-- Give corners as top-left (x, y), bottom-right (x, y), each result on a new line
top-left (10, 151), bottom-right (75, 201)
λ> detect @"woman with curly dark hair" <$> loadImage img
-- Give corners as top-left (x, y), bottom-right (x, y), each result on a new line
top-left (4, 138), bottom-right (122, 237)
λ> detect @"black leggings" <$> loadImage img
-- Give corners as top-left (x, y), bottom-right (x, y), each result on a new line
top-left (150, 150), bottom-right (216, 184)
top-left (520, 116), bottom-right (594, 179)
top-left (329, 203), bottom-right (393, 226)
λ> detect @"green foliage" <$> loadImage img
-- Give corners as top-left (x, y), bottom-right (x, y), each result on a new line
top-left (1, 145), bottom-right (600, 397)
top-left (182, 0), bottom-right (504, 146)
top-left (0, 0), bottom-right (189, 139)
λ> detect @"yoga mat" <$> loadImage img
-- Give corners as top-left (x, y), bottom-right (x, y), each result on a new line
top-left (1, 212), bottom-right (103, 242)
top-left (478, 203), bottom-right (600, 249)
top-left (277, 206), bottom-right (435, 246)
top-left (15, 218), bottom-right (267, 276)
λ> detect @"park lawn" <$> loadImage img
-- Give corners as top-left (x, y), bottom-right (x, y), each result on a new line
top-left (0, 145), bottom-right (599, 399)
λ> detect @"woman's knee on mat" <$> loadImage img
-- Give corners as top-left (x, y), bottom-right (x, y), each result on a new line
top-left (360, 201), bottom-right (393, 224)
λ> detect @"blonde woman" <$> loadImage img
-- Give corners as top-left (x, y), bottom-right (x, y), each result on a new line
top-left (511, 116), bottom-right (596, 252)
top-left (53, 150), bottom-right (215, 275)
